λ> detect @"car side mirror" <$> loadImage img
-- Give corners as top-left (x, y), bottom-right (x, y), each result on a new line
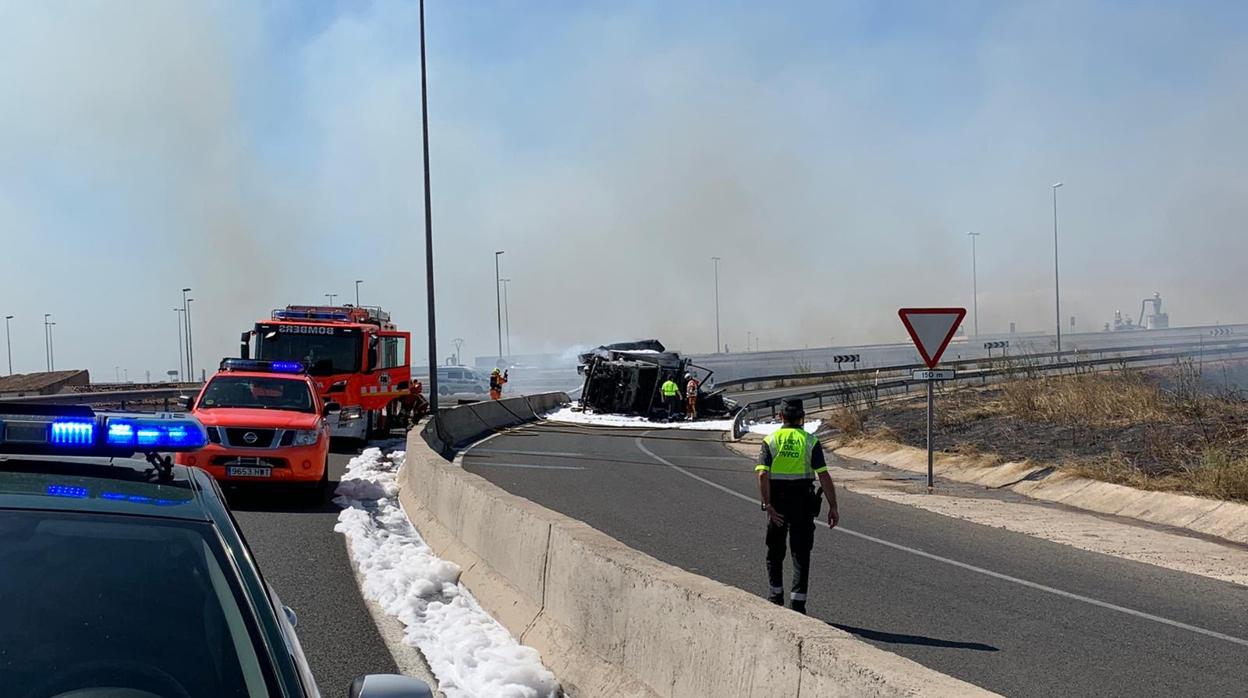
top-left (324, 402), bottom-right (341, 416)
top-left (349, 675), bottom-right (434, 698)
top-left (178, 395), bottom-right (194, 411)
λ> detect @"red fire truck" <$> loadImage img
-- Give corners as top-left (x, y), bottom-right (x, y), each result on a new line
top-left (240, 305), bottom-right (428, 441)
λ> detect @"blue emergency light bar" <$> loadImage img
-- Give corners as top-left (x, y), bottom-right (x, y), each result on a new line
top-left (0, 404), bottom-right (208, 458)
top-left (219, 358), bottom-right (305, 374)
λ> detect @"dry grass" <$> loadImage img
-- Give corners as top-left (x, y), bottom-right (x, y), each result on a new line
top-left (844, 360), bottom-right (1248, 502)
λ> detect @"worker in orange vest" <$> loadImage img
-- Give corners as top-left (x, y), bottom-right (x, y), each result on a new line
top-left (684, 372), bottom-right (699, 420)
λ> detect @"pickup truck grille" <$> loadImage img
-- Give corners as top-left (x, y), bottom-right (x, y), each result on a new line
top-left (223, 428), bottom-right (277, 448)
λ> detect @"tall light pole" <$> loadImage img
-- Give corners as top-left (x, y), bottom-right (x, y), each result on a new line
top-left (712, 257), bottom-right (721, 353)
top-left (494, 250), bottom-right (504, 360)
top-left (746, 331), bottom-right (752, 354)
top-left (181, 288), bottom-right (191, 380)
top-left (452, 338), bottom-right (465, 366)
top-left (186, 298), bottom-right (197, 381)
top-left (1051, 182), bottom-right (1064, 353)
top-left (43, 314), bottom-right (51, 371)
top-left (967, 232), bottom-right (980, 336)
top-left (500, 278), bottom-right (512, 360)
top-left (419, 0), bottom-right (440, 410)
top-left (47, 321), bottom-right (56, 371)
top-left (355, 280), bottom-right (363, 306)
top-left (4, 315), bottom-right (13, 376)
top-left (326, 293), bottom-right (337, 305)
top-left (173, 308), bottom-right (185, 382)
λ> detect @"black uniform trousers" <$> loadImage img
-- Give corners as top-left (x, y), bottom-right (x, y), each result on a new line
top-left (765, 478), bottom-right (817, 600)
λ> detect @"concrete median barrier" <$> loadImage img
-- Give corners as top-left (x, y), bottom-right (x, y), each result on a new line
top-left (400, 425), bottom-right (992, 697)
top-left (420, 392), bottom-right (570, 459)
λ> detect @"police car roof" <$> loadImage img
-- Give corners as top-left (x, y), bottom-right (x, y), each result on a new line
top-left (0, 455), bottom-right (212, 521)
top-left (212, 370), bottom-right (308, 380)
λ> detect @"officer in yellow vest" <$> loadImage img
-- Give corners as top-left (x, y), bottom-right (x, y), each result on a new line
top-left (756, 398), bottom-right (839, 614)
top-left (660, 377), bottom-right (681, 420)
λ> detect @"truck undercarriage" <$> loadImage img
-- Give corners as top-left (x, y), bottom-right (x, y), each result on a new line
top-left (576, 340), bottom-right (737, 420)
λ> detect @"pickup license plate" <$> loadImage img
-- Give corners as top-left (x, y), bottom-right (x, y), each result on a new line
top-left (227, 466), bottom-right (271, 478)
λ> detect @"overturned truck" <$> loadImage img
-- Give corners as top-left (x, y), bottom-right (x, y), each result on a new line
top-left (577, 340), bottom-right (737, 420)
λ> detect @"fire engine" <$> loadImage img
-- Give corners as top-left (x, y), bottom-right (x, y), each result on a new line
top-left (239, 305), bottom-right (428, 441)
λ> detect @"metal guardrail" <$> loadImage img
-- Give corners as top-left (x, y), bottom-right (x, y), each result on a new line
top-left (719, 336), bottom-right (1248, 391)
top-left (730, 342), bottom-right (1248, 439)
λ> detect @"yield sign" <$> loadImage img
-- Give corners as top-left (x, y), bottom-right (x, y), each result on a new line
top-left (899, 308), bottom-right (967, 369)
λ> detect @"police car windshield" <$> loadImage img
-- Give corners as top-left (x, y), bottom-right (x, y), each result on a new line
top-left (200, 376), bottom-right (315, 413)
top-left (0, 510), bottom-right (274, 696)
top-left (256, 330), bottom-right (359, 376)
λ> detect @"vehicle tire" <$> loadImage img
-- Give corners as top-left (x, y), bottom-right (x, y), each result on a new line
top-left (438, 385), bottom-right (450, 396)
top-left (305, 458), bottom-right (330, 505)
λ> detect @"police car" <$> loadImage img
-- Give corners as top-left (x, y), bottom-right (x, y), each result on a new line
top-left (0, 403), bottom-right (431, 698)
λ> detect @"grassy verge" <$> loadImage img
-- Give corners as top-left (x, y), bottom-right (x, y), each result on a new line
top-left (824, 360), bottom-right (1248, 502)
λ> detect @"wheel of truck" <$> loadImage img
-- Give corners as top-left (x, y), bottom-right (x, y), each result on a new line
top-left (438, 385), bottom-right (450, 396)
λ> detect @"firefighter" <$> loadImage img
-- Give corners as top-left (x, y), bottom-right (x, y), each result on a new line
top-left (660, 376), bottom-right (681, 420)
top-left (684, 372), bottom-right (699, 420)
top-left (756, 398), bottom-right (839, 614)
top-left (489, 368), bottom-right (508, 400)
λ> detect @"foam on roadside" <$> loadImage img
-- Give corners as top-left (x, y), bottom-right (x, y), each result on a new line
top-left (544, 405), bottom-right (734, 431)
top-left (747, 419), bottom-right (822, 436)
top-left (334, 448), bottom-right (560, 698)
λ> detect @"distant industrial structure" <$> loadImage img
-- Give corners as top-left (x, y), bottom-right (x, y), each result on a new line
top-left (1109, 292), bottom-right (1170, 331)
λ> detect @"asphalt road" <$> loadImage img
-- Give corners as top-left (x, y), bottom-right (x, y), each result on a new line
top-left (463, 423), bottom-right (1248, 697)
top-left (226, 448), bottom-right (398, 696)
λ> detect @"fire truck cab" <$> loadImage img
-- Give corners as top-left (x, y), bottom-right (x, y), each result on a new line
top-left (240, 305), bottom-right (426, 441)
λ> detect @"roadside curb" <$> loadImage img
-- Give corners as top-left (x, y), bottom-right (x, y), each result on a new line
top-left (399, 419), bottom-right (994, 696)
top-left (835, 439), bottom-right (1248, 547)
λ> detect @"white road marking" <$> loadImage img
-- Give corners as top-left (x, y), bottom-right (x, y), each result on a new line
top-left (471, 448), bottom-right (588, 458)
top-left (634, 434), bottom-right (1248, 650)
top-left (474, 462), bottom-right (586, 471)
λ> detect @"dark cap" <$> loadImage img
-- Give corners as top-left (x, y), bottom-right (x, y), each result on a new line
top-left (780, 398), bottom-right (805, 420)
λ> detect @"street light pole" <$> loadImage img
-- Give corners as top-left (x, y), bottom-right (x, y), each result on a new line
top-left (419, 0), bottom-right (440, 410)
top-left (355, 280), bottom-right (363, 306)
top-left (43, 314), bottom-right (51, 371)
top-left (712, 257), bottom-right (721, 353)
top-left (186, 298), bottom-right (195, 382)
top-left (494, 250), bottom-right (504, 360)
top-left (326, 293), bottom-right (337, 305)
top-left (500, 278), bottom-right (511, 360)
top-left (4, 315), bottom-right (12, 376)
top-left (967, 232), bottom-right (980, 336)
top-left (1051, 182), bottom-right (1064, 353)
top-left (746, 331), bottom-right (752, 354)
top-left (181, 288), bottom-right (191, 380)
top-left (48, 321), bottom-right (56, 371)
top-left (174, 309), bottom-right (185, 382)
top-left (452, 338), bottom-right (464, 366)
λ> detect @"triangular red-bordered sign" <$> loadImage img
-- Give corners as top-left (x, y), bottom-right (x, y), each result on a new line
top-left (898, 308), bottom-right (967, 369)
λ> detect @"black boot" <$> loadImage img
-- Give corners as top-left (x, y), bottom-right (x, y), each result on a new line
top-left (790, 600), bottom-right (806, 615)
top-left (768, 593), bottom-right (784, 606)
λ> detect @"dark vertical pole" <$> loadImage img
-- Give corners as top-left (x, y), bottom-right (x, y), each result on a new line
top-left (926, 379), bottom-right (934, 489)
top-left (420, 0), bottom-right (439, 411)
top-left (174, 309), bottom-right (185, 382)
top-left (712, 256), bottom-right (721, 353)
top-left (186, 299), bottom-right (195, 382)
top-left (4, 315), bottom-right (12, 376)
top-left (1052, 184), bottom-right (1062, 354)
top-left (494, 251), bottom-right (503, 360)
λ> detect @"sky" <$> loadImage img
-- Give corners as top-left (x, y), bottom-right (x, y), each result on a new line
top-left (2, 0), bottom-right (1248, 379)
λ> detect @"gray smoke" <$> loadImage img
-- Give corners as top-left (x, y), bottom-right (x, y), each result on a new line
top-left (2, 1), bottom-right (1247, 379)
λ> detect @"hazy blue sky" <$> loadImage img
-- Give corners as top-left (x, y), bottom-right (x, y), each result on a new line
top-left (3, 0), bottom-right (1247, 379)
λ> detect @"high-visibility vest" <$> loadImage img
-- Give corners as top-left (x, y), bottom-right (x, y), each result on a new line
top-left (757, 427), bottom-right (824, 480)
top-left (661, 380), bottom-right (679, 397)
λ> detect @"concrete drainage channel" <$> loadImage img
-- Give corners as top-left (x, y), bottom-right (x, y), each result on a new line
top-left (400, 393), bottom-right (990, 697)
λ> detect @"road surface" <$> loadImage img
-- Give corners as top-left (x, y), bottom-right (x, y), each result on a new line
top-left (227, 448), bottom-right (399, 695)
top-left (463, 422), bottom-right (1248, 697)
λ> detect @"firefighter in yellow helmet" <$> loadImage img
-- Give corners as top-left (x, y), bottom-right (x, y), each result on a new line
top-left (489, 368), bottom-right (508, 400)
top-left (756, 398), bottom-right (839, 614)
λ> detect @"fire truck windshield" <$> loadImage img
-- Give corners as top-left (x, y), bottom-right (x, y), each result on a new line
top-left (256, 329), bottom-right (361, 376)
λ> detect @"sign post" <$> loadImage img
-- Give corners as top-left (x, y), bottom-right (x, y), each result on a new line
top-left (898, 308), bottom-right (967, 489)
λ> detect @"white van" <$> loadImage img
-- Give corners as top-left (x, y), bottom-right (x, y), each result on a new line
top-left (436, 366), bottom-right (490, 396)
